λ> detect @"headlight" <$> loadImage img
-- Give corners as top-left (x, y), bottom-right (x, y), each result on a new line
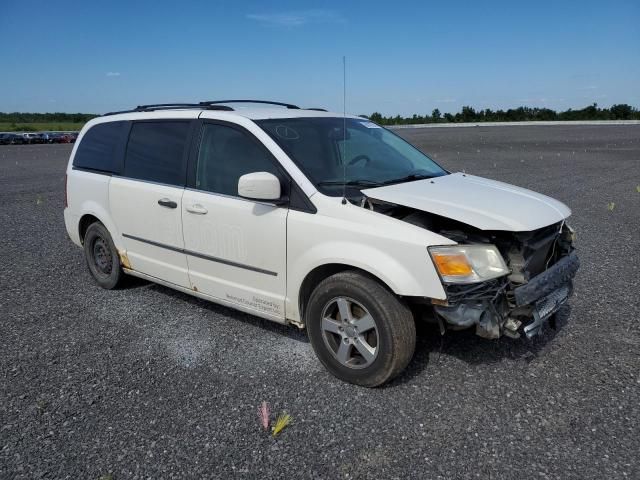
top-left (428, 245), bottom-right (509, 283)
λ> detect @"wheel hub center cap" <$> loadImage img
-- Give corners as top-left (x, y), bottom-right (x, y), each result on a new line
top-left (344, 326), bottom-right (357, 338)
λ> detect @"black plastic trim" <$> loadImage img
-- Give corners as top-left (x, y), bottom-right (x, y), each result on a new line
top-left (289, 182), bottom-right (317, 213)
top-left (200, 99), bottom-right (299, 109)
top-left (103, 104), bottom-right (233, 116)
top-left (514, 252), bottom-right (580, 306)
top-left (122, 233), bottom-right (278, 276)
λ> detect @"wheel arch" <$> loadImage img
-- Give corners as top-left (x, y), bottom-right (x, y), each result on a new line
top-left (297, 263), bottom-right (397, 325)
top-left (76, 205), bottom-right (123, 252)
top-left (78, 213), bottom-right (101, 244)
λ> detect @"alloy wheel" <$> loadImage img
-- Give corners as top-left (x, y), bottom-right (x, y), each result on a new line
top-left (320, 296), bottom-right (379, 369)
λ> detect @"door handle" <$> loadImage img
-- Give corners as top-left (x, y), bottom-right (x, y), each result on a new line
top-left (158, 198), bottom-right (178, 209)
top-left (186, 204), bottom-right (208, 215)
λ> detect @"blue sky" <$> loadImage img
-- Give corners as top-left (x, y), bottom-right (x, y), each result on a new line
top-left (1, 0), bottom-right (638, 115)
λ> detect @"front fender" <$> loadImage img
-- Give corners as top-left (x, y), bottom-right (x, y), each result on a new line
top-left (284, 199), bottom-right (456, 322)
top-left (293, 240), bottom-right (442, 298)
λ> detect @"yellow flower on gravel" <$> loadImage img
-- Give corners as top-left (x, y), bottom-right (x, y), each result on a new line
top-left (272, 412), bottom-right (292, 437)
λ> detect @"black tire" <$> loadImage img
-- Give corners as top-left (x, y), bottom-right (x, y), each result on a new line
top-left (306, 271), bottom-right (416, 387)
top-left (83, 222), bottom-right (124, 289)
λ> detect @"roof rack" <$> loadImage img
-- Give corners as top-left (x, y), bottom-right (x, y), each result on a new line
top-left (305, 107), bottom-right (328, 112)
top-left (102, 100), bottom-right (323, 117)
top-left (199, 100), bottom-right (300, 109)
top-left (102, 103), bottom-right (233, 116)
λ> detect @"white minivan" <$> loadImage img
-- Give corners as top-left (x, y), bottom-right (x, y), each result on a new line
top-left (64, 100), bottom-right (579, 386)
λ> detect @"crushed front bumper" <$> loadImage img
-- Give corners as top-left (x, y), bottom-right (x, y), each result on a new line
top-left (513, 252), bottom-right (580, 307)
top-left (514, 252), bottom-right (579, 337)
top-left (434, 251), bottom-right (580, 339)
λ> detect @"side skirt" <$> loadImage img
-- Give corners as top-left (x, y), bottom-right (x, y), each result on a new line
top-left (122, 268), bottom-right (289, 325)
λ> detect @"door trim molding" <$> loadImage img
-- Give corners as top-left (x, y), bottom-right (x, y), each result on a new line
top-left (122, 233), bottom-right (278, 276)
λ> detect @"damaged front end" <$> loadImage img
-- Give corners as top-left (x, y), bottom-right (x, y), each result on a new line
top-left (432, 221), bottom-right (579, 339)
top-left (435, 249), bottom-right (578, 338)
top-left (359, 197), bottom-right (579, 339)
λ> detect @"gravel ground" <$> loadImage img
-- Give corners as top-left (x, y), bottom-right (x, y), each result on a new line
top-left (1, 125), bottom-right (639, 479)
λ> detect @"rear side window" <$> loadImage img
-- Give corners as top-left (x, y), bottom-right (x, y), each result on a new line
top-left (124, 121), bottom-right (190, 186)
top-left (73, 121), bottom-right (125, 173)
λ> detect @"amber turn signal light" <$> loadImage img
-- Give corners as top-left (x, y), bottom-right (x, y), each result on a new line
top-left (432, 253), bottom-right (473, 277)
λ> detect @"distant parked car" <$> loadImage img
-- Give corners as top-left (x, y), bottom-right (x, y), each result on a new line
top-left (4, 133), bottom-right (23, 144)
top-left (58, 133), bottom-right (77, 143)
top-left (42, 132), bottom-right (66, 144)
top-left (6, 133), bottom-right (26, 144)
top-left (20, 133), bottom-right (37, 144)
top-left (38, 132), bottom-right (54, 143)
top-left (48, 133), bottom-right (63, 143)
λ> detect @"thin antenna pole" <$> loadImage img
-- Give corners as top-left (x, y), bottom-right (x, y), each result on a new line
top-left (341, 56), bottom-right (347, 205)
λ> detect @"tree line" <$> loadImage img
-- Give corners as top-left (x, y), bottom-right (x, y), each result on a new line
top-left (0, 112), bottom-right (97, 124)
top-left (2, 103), bottom-right (639, 126)
top-left (366, 103), bottom-right (640, 125)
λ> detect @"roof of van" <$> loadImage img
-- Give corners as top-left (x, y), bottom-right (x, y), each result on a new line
top-left (98, 101), bottom-right (365, 122)
top-left (102, 108), bottom-right (361, 120)
top-left (90, 109), bottom-right (365, 127)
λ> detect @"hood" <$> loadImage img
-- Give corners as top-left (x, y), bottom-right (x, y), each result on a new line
top-left (362, 172), bottom-right (571, 231)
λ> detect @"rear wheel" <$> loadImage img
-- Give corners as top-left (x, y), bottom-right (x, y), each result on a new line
top-left (83, 222), bottom-right (124, 289)
top-left (306, 271), bottom-right (416, 387)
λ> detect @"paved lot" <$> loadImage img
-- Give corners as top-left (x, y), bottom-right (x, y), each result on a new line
top-left (1, 125), bottom-right (639, 479)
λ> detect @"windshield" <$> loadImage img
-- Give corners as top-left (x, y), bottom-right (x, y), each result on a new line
top-left (256, 117), bottom-right (447, 195)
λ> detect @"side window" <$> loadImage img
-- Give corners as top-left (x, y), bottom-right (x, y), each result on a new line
top-left (124, 121), bottom-right (190, 186)
top-left (196, 123), bottom-right (280, 196)
top-left (73, 121), bottom-right (125, 173)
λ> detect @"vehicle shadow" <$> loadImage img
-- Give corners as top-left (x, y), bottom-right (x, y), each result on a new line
top-left (388, 305), bottom-right (571, 387)
top-left (138, 281), bottom-right (310, 343)
top-left (121, 277), bottom-right (571, 386)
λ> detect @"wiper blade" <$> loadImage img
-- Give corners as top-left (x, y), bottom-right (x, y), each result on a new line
top-left (382, 173), bottom-right (434, 185)
top-left (317, 179), bottom-right (384, 187)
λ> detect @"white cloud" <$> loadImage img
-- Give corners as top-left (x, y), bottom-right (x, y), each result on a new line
top-left (583, 94), bottom-right (608, 100)
top-left (518, 97), bottom-right (548, 103)
top-left (517, 98), bottom-right (571, 106)
top-left (106, 72), bottom-right (121, 77)
top-left (246, 10), bottom-right (345, 27)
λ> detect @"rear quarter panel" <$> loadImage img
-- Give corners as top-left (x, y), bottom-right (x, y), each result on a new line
top-left (64, 169), bottom-right (121, 249)
top-left (64, 119), bottom-right (121, 250)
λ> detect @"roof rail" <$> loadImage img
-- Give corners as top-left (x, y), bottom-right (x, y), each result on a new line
top-left (306, 107), bottom-right (328, 112)
top-left (102, 103), bottom-right (233, 116)
top-left (199, 100), bottom-right (300, 109)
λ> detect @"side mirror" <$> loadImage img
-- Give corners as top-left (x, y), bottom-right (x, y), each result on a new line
top-left (238, 172), bottom-right (283, 202)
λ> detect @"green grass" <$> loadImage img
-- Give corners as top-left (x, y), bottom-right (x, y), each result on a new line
top-left (0, 122), bottom-right (85, 132)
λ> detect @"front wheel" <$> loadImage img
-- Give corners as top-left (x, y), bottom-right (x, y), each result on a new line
top-left (306, 271), bottom-right (416, 387)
